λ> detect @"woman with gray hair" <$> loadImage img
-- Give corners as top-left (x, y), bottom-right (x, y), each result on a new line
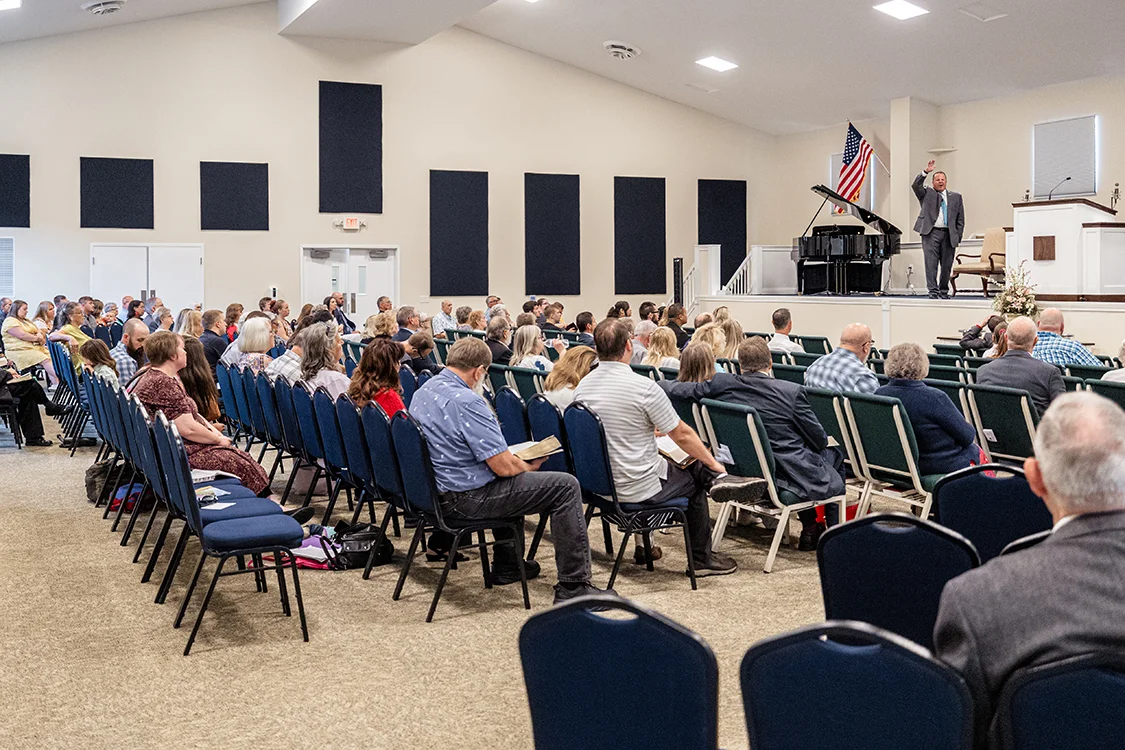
top-left (300, 322), bottom-right (351, 400)
top-left (875, 342), bottom-right (981, 475)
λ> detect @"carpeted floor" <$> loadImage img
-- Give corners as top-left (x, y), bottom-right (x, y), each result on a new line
top-left (0, 414), bottom-right (844, 749)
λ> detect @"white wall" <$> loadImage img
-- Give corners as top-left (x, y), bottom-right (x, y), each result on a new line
top-left (0, 3), bottom-right (776, 316)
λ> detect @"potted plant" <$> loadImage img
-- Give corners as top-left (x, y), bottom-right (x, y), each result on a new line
top-left (993, 260), bottom-right (1039, 321)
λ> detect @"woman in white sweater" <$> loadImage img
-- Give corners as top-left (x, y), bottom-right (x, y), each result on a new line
top-left (511, 324), bottom-right (565, 372)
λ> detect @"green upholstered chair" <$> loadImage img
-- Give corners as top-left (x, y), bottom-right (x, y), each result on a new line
top-left (772, 363), bottom-right (806, 385)
top-left (965, 383), bottom-right (1038, 464)
top-left (630, 364), bottom-right (660, 382)
top-left (1067, 364), bottom-right (1115, 380)
top-left (791, 352), bottom-right (823, 368)
top-left (507, 366), bottom-right (545, 402)
top-left (798, 336), bottom-right (833, 356)
top-left (926, 364), bottom-right (968, 383)
top-left (1087, 378), bottom-right (1125, 411)
top-left (922, 378), bottom-right (971, 421)
top-left (770, 350), bottom-right (791, 366)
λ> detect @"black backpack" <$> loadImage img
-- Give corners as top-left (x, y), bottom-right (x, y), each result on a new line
top-left (320, 522), bottom-right (394, 570)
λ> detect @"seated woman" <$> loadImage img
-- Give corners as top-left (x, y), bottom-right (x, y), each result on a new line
top-left (124, 299), bottom-right (146, 323)
top-left (984, 322), bottom-right (1008, 358)
top-left (542, 346), bottom-right (598, 410)
top-left (131, 331), bottom-right (272, 496)
top-left (468, 309), bottom-right (486, 332)
top-left (224, 303), bottom-right (243, 342)
top-left (691, 323), bottom-right (727, 373)
top-left (350, 311), bottom-right (397, 344)
top-left (174, 308), bottom-right (203, 338)
top-left (510, 324), bottom-right (565, 372)
top-left (300, 322), bottom-right (352, 400)
top-left (641, 326), bottom-right (681, 371)
top-left (180, 336), bottom-right (222, 424)
top-left (876, 342), bottom-right (980, 476)
top-left (79, 338), bottom-right (119, 386)
top-left (347, 338), bottom-right (407, 416)
top-left (235, 316), bottom-right (274, 374)
top-left (678, 342), bottom-right (718, 383)
top-left (273, 300), bottom-right (292, 340)
top-left (152, 307), bottom-right (175, 332)
top-left (718, 318), bottom-right (744, 362)
top-left (0, 348), bottom-right (70, 446)
top-left (454, 305), bottom-right (472, 332)
top-left (2, 299), bottom-right (57, 385)
top-left (49, 301), bottom-right (91, 359)
top-left (32, 300), bottom-right (56, 335)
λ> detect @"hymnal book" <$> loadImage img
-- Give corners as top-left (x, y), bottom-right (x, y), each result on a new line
top-left (191, 469), bottom-right (240, 483)
top-left (509, 436), bottom-right (563, 462)
top-left (656, 435), bottom-right (695, 469)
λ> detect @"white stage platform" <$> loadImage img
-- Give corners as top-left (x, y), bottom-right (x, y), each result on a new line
top-left (696, 294), bottom-right (1125, 355)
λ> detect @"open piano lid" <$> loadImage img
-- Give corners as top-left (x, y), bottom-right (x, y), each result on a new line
top-left (811, 184), bottom-right (901, 236)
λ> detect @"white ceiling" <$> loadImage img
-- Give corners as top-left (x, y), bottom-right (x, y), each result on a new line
top-left (4, 0), bottom-right (1125, 135)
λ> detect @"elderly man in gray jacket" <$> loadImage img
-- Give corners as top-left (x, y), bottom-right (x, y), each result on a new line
top-left (934, 392), bottom-right (1125, 745)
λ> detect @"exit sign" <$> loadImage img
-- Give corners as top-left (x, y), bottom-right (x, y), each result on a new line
top-left (343, 217), bottom-right (361, 230)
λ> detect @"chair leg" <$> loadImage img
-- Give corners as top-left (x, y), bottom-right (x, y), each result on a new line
top-left (105, 469), bottom-right (136, 520)
top-left (477, 530), bottom-right (492, 589)
top-left (392, 524), bottom-right (426, 596)
top-left (274, 552), bottom-right (291, 616)
top-left (301, 466), bottom-right (322, 509)
top-left (175, 551), bottom-right (209, 628)
top-left (681, 511), bottom-right (697, 591)
top-left (764, 507), bottom-right (792, 574)
top-left (156, 525), bottom-right (191, 605)
top-left (132, 502), bottom-right (163, 563)
top-left (288, 551), bottom-right (309, 643)
top-left (266, 450), bottom-right (284, 486)
top-left (711, 501), bottom-right (734, 551)
top-left (321, 477), bottom-right (342, 525)
top-left (920, 492), bottom-right (934, 520)
top-left (601, 517), bottom-right (614, 556)
top-left (364, 509), bottom-right (396, 580)
top-left (607, 528), bottom-right (631, 590)
top-left (527, 514), bottom-right (548, 561)
top-left (113, 478), bottom-right (147, 535)
top-left (184, 555), bottom-right (227, 656)
top-left (426, 531), bottom-right (464, 623)
top-left (514, 527), bottom-right (530, 610)
top-left (142, 514), bottom-right (174, 583)
top-left (277, 457), bottom-right (303, 506)
top-left (119, 482), bottom-right (152, 546)
top-left (641, 531), bottom-right (655, 571)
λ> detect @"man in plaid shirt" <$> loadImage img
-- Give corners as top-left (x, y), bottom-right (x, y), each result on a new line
top-left (803, 324), bottom-right (879, 394)
top-left (109, 319), bottom-right (148, 385)
top-left (1032, 309), bottom-right (1100, 367)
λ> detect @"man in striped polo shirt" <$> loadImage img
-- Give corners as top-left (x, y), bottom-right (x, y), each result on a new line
top-left (573, 319), bottom-right (766, 576)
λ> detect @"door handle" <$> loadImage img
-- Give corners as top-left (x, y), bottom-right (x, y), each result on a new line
top-left (350, 293), bottom-right (356, 314)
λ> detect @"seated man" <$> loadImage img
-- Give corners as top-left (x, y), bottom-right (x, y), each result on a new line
top-left (410, 338), bottom-right (608, 603)
top-left (199, 310), bottom-right (227, 373)
top-left (660, 336), bottom-right (844, 549)
top-left (403, 331), bottom-right (441, 376)
top-left (393, 306), bottom-right (421, 342)
top-left (803, 323), bottom-right (878, 394)
top-left (109, 319), bottom-right (149, 384)
top-left (572, 319), bottom-right (766, 576)
top-left (484, 295), bottom-right (502, 322)
top-left (935, 392), bottom-right (1125, 745)
top-left (767, 308), bottom-right (804, 354)
top-left (265, 327), bottom-right (308, 385)
top-left (630, 320), bottom-right (657, 365)
top-left (959, 314), bottom-right (1004, 353)
top-left (331, 291), bottom-right (356, 334)
top-left (975, 316), bottom-right (1064, 417)
top-left (664, 303), bottom-right (690, 349)
top-left (574, 312), bottom-right (596, 347)
top-left (1032, 308), bottom-right (1100, 367)
top-left (430, 300), bottom-right (456, 339)
top-left (540, 302), bottom-right (565, 332)
top-left (485, 316), bottom-right (513, 365)
top-left (693, 312), bottom-right (713, 330)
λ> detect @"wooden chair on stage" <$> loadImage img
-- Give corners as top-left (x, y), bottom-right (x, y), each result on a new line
top-left (951, 227), bottom-right (1006, 297)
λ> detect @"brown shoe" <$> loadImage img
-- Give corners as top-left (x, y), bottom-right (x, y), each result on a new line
top-left (633, 545), bottom-right (663, 565)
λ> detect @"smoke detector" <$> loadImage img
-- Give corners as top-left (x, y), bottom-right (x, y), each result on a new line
top-left (82, 0), bottom-right (127, 15)
top-left (603, 41), bottom-right (641, 60)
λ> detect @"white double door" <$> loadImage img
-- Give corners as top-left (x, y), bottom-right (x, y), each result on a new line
top-left (301, 246), bottom-right (398, 323)
top-left (90, 244), bottom-right (204, 312)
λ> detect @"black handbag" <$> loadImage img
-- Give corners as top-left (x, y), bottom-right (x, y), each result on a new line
top-left (320, 523), bottom-right (394, 570)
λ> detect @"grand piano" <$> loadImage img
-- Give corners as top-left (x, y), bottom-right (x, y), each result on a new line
top-left (792, 184), bottom-right (901, 295)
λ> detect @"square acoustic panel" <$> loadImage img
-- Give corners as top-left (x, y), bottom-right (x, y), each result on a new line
top-left (200, 162), bottom-right (269, 231)
top-left (0, 154), bottom-right (31, 228)
top-left (80, 157), bottom-right (154, 229)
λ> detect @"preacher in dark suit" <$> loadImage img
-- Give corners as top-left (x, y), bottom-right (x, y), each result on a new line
top-left (913, 160), bottom-right (965, 299)
top-left (974, 316), bottom-right (1064, 417)
top-left (659, 336), bottom-right (845, 549)
top-left (934, 392), bottom-right (1125, 746)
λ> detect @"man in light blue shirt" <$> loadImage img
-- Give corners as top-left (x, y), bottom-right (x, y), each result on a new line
top-left (803, 324), bottom-right (879, 394)
top-left (1032, 308), bottom-right (1100, 367)
top-left (410, 337), bottom-right (607, 604)
top-left (430, 299), bottom-right (456, 339)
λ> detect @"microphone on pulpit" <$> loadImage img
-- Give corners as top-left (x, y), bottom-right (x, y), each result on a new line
top-left (1047, 176), bottom-right (1071, 200)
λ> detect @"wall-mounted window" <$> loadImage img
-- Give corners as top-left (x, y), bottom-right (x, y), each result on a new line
top-left (1033, 115), bottom-right (1097, 199)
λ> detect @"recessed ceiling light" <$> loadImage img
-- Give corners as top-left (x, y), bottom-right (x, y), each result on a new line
top-left (873, 1), bottom-right (929, 20)
top-left (523, 0), bottom-right (541, 3)
top-left (696, 56), bottom-right (738, 73)
top-left (0, 0), bottom-right (22, 11)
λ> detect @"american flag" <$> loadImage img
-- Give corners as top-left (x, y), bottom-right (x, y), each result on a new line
top-left (835, 123), bottom-right (873, 212)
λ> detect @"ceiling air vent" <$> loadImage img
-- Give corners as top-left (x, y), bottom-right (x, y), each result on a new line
top-left (603, 41), bottom-right (641, 60)
top-left (82, 0), bottom-right (128, 15)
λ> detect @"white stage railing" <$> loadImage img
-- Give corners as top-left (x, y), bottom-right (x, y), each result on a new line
top-left (721, 253), bottom-right (752, 296)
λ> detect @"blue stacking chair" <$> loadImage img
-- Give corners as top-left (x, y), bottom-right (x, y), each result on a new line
top-left (361, 402), bottom-right (409, 578)
top-left (273, 379), bottom-right (320, 507)
top-left (290, 381), bottom-right (328, 511)
top-left (255, 374), bottom-right (290, 485)
top-left (268, 341), bottom-right (287, 359)
top-left (109, 323), bottom-right (124, 347)
top-left (214, 362), bottom-right (235, 427)
top-left (399, 366), bottom-right (417, 407)
top-left (94, 325), bottom-right (112, 346)
top-left (995, 653), bottom-right (1125, 750)
top-left (817, 513), bottom-right (980, 650)
top-left (494, 386), bottom-right (530, 445)
top-left (312, 387), bottom-right (357, 525)
top-left (152, 413), bottom-right (308, 655)
top-left (741, 621), bottom-right (974, 750)
top-left (417, 370), bottom-right (433, 388)
top-left (520, 596), bottom-right (720, 750)
top-left (932, 465), bottom-right (1053, 563)
top-left (390, 411), bottom-right (530, 622)
top-left (336, 394), bottom-right (378, 524)
top-left (241, 367), bottom-right (273, 461)
top-left (564, 402), bottom-right (697, 590)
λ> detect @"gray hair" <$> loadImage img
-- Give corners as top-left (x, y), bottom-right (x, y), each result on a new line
top-left (486, 315), bottom-right (511, 342)
top-left (299, 322), bottom-right (341, 380)
top-left (884, 343), bottom-right (929, 380)
top-left (396, 305), bottom-right (418, 328)
top-left (635, 320), bottom-right (657, 338)
top-left (455, 305), bottom-right (472, 325)
top-left (1035, 392), bottom-right (1125, 515)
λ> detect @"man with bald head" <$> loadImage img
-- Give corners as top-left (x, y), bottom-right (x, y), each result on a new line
top-left (935, 392), bottom-right (1125, 744)
top-left (803, 323), bottom-right (879, 394)
top-left (975, 315), bottom-right (1064, 417)
top-left (1031, 308), bottom-right (1100, 367)
top-left (109, 318), bottom-right (149, 383)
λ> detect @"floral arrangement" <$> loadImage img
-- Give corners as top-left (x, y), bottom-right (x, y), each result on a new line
top-left (993, 260), bottom-right (1039, 319)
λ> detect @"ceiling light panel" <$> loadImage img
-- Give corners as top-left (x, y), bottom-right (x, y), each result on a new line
top-left (873, 1), bottom-right (930, 20)
top-left (0, 0), bottom-right (22, 11)
top-left (696, 56), bottom-right (738, 73)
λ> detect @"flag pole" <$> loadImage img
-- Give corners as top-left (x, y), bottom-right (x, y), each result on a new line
top-left (871, 149), bottom-right (890, 175)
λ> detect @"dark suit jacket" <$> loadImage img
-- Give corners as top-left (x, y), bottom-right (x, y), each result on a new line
top-left (392, 327), bottom-right (412, 343)
top-left (974, 350), bottom-right (1064, 418)
top-left (659, 372), bottom-right (845, 501)
top-left (934, 510), bottom-right (1125, 745)
top-left (912, 172), bottom-right (965, 248)
top-left (576, 332), bottom-right (595, 347)
top-left (487, 339), bottom-right (512, 365)
top-left (668, 323), bottom-right (690, 350)
top-left (199, 330), bottom-right (228, 374)
top-left (334, 308), bottom-right (356, 335)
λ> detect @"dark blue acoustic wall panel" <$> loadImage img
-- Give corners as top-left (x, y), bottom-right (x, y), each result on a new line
top-left (0, 154), bottom-right (31, 228)
top-left (614, 176), bottom-right (666, 295)
top-left (430, 170), bottom-right (489, 297)
top-left (200, 162), bottom-right (269, 231)
top-left (524, 173), bottom-right (580, 296)
top-left (698, 179), bottom-right (747, 286)
top-left (319, 80), bottom-right (383, 214)
top-left (80, 157), bottom-right (154, 229)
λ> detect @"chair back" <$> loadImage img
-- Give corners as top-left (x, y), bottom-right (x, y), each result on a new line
top-left (1086, 378), bottom-right (1125, 411)
top-left (255, 374), bottom-right (285, 445)
top-left (962, 355), bottom-right (989, 371)
top-left (966, 383), bottom-right (1038, 463)
top-left (361, 402), bottom-right (405, 504)
top-left (791, 351), bottom-right (822, 368)
top-left (630, 364), bottom-right (660, 381)
top-left (1067, 363), bottom-right (1114, 380)
top-left (290, 381), bottom-right (325, 460)
top-left (817, 513), bottom-right (979, 650)
top-left (272, 378), bottom-right (303, 455)
top-left (343, 340), bottom-right (364, 363)
top-left (225, 364), bottom-right (252, 433)
top-left (313, 387), bottom-right (348, 474)
top-left (494, 386), bottom-right (530, 445)
top-left (927, 364), bottom-right (967, 383)
top-left (770, 350), bottom-right (791, 366)
top-left (153, 413), bottom-right (203, 534)
top-left (128, 399), bottom-right (168, 502)
top-left (658, 366), bottom-right (680, 381)
top-left (1000, 530), bottom-right (1051, 556)
top-left (868, 358), bottom-right (886, 374)
top-left (94, 325), bottom-right (112, 346)
top-left (389, 411), bottom-right (441, 517)
top-left (1063, 376), bottom-right (1084, 392)
top-left (995, 654), bottom-right (1125, 750)
top-left (434, 337), bottom-right (452, 365)
top-left (843, 392), bottom-right (924, 491)
top-left (487, 364), bottom-right (509, 394)
top-left (665, 392), bottom-right (700, 436)
top-left (520, 597), bottom-right (720, 750)
top-left (398, 366), bottom-right (417, 407)
top-left (928, 352), bottom-right (964, 367)
top-left (805, 387), bottom-right (859, 471)
top-left (563, 403), bottom-right (617, 499)
top-left (932, 465), bottom-right (1052, 563)
top-left (933, 343), bottom-right (965, 357)
top-left (214, 362), bottom-right (234, 416)
top-left (110, 324), bottom-right (123, 347)
top-left (741, 621), bottom-right (974, 750)
top-left (507, 366), bottom-right (544, 401)
top-left (716, 357), bottom-right (741, 374)
top-left (268, 341), bottom-right (287, 359)
top-left (417, 370), bottom-right (433, 388)
top-left (923, 378), bottom-right (971, 420)
top-left (799, 336), bottom-right (833, 355)
top-left (700, 399), bottom-right (779, 506)
top-left (336, 395), bottom-right (373, 487)
top-left (526, 394), bottom-right (572, 473)
top-left (241, 367), bottom-right (267, 435)
top-left (772, 363), bottom-right (806, 384)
